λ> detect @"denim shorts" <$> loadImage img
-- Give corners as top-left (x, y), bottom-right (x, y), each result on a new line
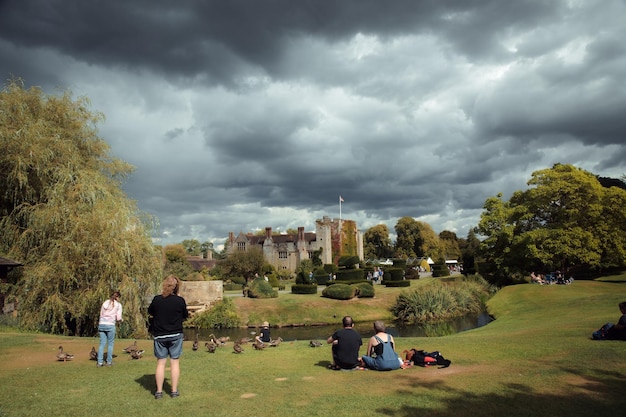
top-left (154, 334), bottom-right (183, 359)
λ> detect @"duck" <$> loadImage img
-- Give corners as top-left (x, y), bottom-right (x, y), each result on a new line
top-left (269, 337), bottom-right (283, 347)
top-left (122, 340), bottom-right (138, 354)
top-left (130, 349), bottom-right (145, 360)
top-left (217, 336), bottom-right (230, 345)
top-left (237, 337), bottom-right (253, 344)
top-left (192, 334), bottom-right (199, 351)
top-left (89, 346), bottom-right (98, 360)
top-left (252, 340), bottom-right (265, 350)
top-left (56, 345), bottom-right (74, 362)
top-left (309, 340), bottom-right (323, 347)
top-left (205, 342), bottom-right (217, 353)
top-left (233, 342), bottom-right (244, 354)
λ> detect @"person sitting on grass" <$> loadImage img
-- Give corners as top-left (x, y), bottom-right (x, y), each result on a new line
top-left (607, 302), bottom-right (626, 340)
top-left (327, 316), bottom-right (362, 370)
top-left (359, 321), bottom-right (402, 371)
top-left (256, 321), bottom-right (271, 344)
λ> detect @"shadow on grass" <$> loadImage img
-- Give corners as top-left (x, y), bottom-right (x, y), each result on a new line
top-left (135, 374), bottom-right (171, 395)
top-left (315, 360), bottom-right (333, 369)
top-left (376, 366), bottom-right (626, 417)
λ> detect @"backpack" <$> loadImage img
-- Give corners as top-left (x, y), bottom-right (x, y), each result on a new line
top-left (592, 323), bottom-right (614, 340)
top-left (410, 349), bottom-right (451, 368)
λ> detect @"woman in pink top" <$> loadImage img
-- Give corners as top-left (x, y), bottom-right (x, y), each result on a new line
top-left (97, 291), bottom-right (123, 366)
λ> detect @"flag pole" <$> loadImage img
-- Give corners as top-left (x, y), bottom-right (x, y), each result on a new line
top-left (339, 195), bottom-right (342, 222)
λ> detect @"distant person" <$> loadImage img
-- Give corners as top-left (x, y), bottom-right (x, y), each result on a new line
top-left (360, 321), bottom-right (402, 371)
top-left (97, 290), bottom-right (123, 367)
top-left (256, 321), bottom-right (271, 344)
top-left (327, 316), bottom-right (362, 370)
top-left (148, 275), bottom-right (189, 399)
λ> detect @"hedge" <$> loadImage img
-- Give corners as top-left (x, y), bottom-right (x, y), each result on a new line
top-left (384, 280), bottom-right (411, 287)
top-left (291, 284), bottom-right (318, 294)
top-left (322, 283), bottom-right (357, 300)
top-left (336, 269), bottom-right (365, 281)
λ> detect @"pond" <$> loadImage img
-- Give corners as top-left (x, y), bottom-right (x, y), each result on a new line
top-left (184, 311), bottom-right (493, 342)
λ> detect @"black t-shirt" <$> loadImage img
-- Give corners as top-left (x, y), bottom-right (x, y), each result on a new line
top-left (331, 327), bottom-right (362, 368)
top-left (259, 327), bottom-right (271, 342)
top-left (148, 294), bottom-right (188, 337)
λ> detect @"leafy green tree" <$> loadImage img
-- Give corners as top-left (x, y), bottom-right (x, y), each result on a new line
top-left (439, 231), bottom-right (461, 260)
top-left (394, 217), bottom-right (441, 259)
top-left (163, 244), bottom-right (194, 279)
top-left (477, 164), bottom-right (626, 278)
top-left (394, 217), bottom-right (421, 258)
top-left (181, 239), bottom-right (202, 255)
top-left (363, 224), bottom-right (393, 259)
top-left (0, 79), bottom-right (161, 336)
top-left (219, 246), bottom-right (264, 283)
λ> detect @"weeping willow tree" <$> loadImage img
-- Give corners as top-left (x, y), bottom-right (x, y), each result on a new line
top-left (0, 79), bottom-right (162, 337)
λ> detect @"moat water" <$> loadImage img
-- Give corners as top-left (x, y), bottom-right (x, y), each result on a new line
top-left (184, 311), bottom-right (493, 342)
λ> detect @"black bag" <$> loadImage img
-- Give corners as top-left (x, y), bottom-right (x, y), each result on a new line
top-left (412, 350), bottom-right (451, 368)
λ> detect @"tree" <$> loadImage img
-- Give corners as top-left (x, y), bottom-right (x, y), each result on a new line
top-left (219, 246), bottom-right (264, 283)
top-left (394, 217), bottom-right (421, 258)
top-left (162, 244), bottom-right (194, 279)
top-left (181, 239), bottom-right (202, 256)
top-left (363, 224), bottom-right (393, 259)
top-left (477, 164), bottom-right (626, 279)
top-left (0, 79), bottom-right (161, 336)
top-left (439, 230), bottom-right (461, 261)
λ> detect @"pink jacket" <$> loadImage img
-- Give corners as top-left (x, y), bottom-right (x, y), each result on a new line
top-left (99, 299), bottom-right (122, 326)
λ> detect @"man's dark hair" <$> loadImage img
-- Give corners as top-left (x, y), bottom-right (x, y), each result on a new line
top-left (342, 316), bottom-right (353, 327)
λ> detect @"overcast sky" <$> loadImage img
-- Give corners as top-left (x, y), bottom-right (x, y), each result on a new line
top-left (2, 0), bottom-right (625, 249)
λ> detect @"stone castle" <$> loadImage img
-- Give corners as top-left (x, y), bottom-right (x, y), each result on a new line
top-left (227, 216), bottom-right (363, 272)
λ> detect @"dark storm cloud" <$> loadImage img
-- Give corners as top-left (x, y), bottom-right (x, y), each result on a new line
top-left (1, 0), bottom-right (625, 246)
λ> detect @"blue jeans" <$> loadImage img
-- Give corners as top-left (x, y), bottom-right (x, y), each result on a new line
top-left (98, 324), bottom-right (116, 364)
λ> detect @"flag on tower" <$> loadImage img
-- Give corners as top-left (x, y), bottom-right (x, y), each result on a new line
top-left (339, 196), bottom-right (344, 202)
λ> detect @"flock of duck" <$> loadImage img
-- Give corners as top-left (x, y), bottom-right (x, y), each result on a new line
top-left (57, 341), bottom-right (145, 362)
top-left (193, 333), bottom-right (285, 354)
top-left (57, 335), bottom-right (324, 362)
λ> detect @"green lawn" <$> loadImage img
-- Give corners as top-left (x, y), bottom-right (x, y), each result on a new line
top-left (1, 278), bottom-right (625, 417)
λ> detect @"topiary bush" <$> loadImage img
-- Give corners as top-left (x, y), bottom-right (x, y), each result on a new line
top-left (322, 283), bottom-right (357, 300)
top-left (431, 264), bottom-right (451, 277)
top-left (354, 282), bottom-right (375, 298)
top-left (247, 277), bottom-right (278, 298)
top-left (385, 268), bottom-right (404, 281)
top-left (336, 269), bottom-right (364, 281)
top-left (291, 284), bottom-right (318, 294)
top-left (384, 280), bottom-right (410, 288)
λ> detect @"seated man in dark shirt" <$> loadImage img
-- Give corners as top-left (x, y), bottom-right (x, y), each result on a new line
top-left (327, 316), bottom-right (362, 369)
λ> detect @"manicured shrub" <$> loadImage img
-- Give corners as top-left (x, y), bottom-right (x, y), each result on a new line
top-left (322, 283), bottom-right (357, 300)
top-left (354, 282), bottom-right (375, 298)
top-left (338, 255), bottom-right (360, 269)
top-left (384, 280), bottom-right (410, 288)
top-left (336, 269), bottom-right (364, 281)
top-left (291, 284), bottom-right (318, 294)
top-left (431, 264), bottom-right (451, 277)
top-left (247, 277), bottom-right (278, 298)
top-left (385, 268), bottom-right (404, 281)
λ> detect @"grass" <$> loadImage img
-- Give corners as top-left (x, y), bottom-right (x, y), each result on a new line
top-left (1, 277), bottom-right (626, 416)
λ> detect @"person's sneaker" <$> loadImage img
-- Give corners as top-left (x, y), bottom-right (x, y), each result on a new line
top-left (170, 391), bottom-right (180, 398)
top-left (154, 392), bottom-right (163, 400)
top-left (97, 363), bottom-right (103, 367)
top-left (105, 362), bottom-right (113, 366)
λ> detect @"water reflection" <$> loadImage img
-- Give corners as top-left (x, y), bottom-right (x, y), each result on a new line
top-left (184, 311), bottom-right (493, 342)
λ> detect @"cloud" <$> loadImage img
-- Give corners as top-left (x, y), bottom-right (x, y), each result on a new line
top-left (1, 0), bottom-right (625, 247)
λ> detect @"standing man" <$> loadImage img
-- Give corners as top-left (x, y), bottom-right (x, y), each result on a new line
top-left (148, 275), bottom-right (188, 399)
top-left (327, 316), bottom-right (362, 370)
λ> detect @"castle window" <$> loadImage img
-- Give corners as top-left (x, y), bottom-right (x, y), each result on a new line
top-left (279, 251), bottom-right (287, 259)
top-left (237, 242), bottom-right (246, 251)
